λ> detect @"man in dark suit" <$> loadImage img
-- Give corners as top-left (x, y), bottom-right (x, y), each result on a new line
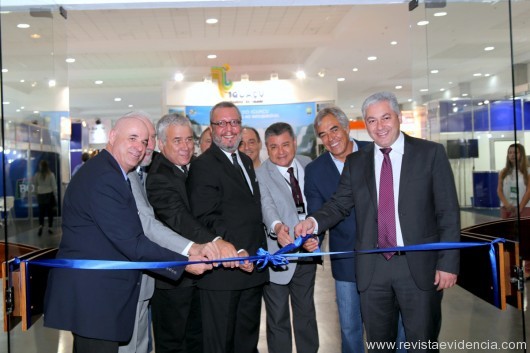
top-left (187, 101), bottom-right (268, 353)
top-left (146, 113), bottom-right (239, 353)
top-left (305, 106), bottom-right (369, 353)
top-left (44, 115), bottom-right (211, 353)
top-left (296, 92), bottom-right (460, 352)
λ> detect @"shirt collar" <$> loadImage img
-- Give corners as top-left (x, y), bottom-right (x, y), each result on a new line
top-left (375, 131), bottom-right (404, 156)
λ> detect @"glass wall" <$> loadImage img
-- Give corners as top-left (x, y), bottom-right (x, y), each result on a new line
top-left (0, 3), bottom-right (67, 352)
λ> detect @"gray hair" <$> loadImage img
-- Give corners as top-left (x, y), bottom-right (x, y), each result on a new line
top-left (361, 91), bottom-right (400, 119)
top-left (313, 106), bottom-right (349, 134)
top-left (114, 110), bottom-right (152, 128)
top-left (210, 101), bottom-right (242, 123)
top-left (241, 126), bottom-right (261, 143)
top-left (264, 122), bottom-right (295, 143)
top-left (156, 113), bottom-right (192, 143)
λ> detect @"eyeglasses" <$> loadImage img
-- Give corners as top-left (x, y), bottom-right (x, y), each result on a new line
top-left (210, 120), bottom-right (242, 128)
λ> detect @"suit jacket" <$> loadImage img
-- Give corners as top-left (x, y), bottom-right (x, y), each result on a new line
top-left (311, 133), bottom-right (460, 292)
top-left (304, 139), bottom-right (369, 282)
top-left (146, 152), bottom-right (216, 289)
top-left (256, 156), bottom-right (312, 285)
top-left (187, 142), bottom-right (269, 290)
top-left (128, 170), bottom-right (190, 298)
top-left (44, 149), bottom-right (186, 342)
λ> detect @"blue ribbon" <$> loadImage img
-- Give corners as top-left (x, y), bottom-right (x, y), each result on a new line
top-left (25, 236), bottom-right (504, 307)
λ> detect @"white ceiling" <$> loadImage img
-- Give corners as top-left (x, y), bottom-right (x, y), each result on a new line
top-left (2, 0), bottom-right (530, 122)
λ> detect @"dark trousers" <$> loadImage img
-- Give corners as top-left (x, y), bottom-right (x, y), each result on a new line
top-left (361, 254), bottom-right (442, 353)
top-left (151, 285), bottom-right (202, 353)
top-left (263, 263), bottom-right (318, 353)
top-left (37, 192), bottom-right (54, 227)
top-left (200, 285), bottom-right (263, 353)
top-left (73, 333), bottom-right (119, 353)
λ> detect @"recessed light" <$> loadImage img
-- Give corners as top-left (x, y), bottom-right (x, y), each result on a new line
top-left (462, 93), bottom-right (469, 97)
top-left (296, 70), bottom-right (306, 80)
top-left (17, 23), bottom-right (30, 29)
top-left (440, 88), bottom-right (445, 92)
top-left (3, 101), bottom-right (10, 105)
top-left (484, 73), bottom-right (491, 77)
top-left (114, 97), bottom-right (122, 102)
top-left (48, 79), bottom-right (56, 87)
top-left (350, 105), bottom-right (354, 108)
top-left (395, 85), bottom-right (402, 89)
top-left (420, 88), bottom-right (429, 92)
top-left (207, 54), bottom-right (217, 59)
top-left (66, 58), bottom-right (76, 63)
top-left (473, 73), bottom-right (482, 77)
top-left (206, 18), bottom-right (218, 24)
top-left (352, 67), bottom-right (358, 72)
top-left (337, 77), bottom-right (345, 82)
top-left (484, 100), bottom-right (490, 104)
top-left (95, 80), bottom-right (103, 85)
top-left (408, 99), bottom-right (412, 102)
top-left (30, 33), bottom-right (41, 39)
top-left (434, 12), bottom-right (447, 17)
top-left (128, 104), bottom-right (133, 108)
top-left (174, 72), bottom-right (184, 81)
top-left (417, 20), bottom-right (429, 26)
top-left (430, 69), bottom-right (439, 74)
top-left (2, 68), bottom-right (7, 73)
top-left (478, 102), bottom-right (483, 106)
top-left (484, 46), bottom-right (495, 51)
top-left (367, 56), bottom-right (377, 61)
top-left (390, 41), bottom-right (398, 45)
top-left (20, 79), bottom-right (25, 83)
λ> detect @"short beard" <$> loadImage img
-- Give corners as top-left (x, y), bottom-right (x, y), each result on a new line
top-left (212, 134), bottom-right (242, 153)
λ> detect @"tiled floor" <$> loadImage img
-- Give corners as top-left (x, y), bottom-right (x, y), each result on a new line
top-left (1, 210), bottom-right (529, 352)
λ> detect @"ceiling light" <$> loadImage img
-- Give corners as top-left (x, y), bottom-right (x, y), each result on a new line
top-left (420, 88), bottom-right (429, 92)
top-left (408, 99), bottom-right (412, 102)
top-left (352, 67), bottom-right (358, 72)
top-left (128, 104), bottom-right (133, 108)
top-left (206, 18), bottom-right (218, 24)
top-left (17, 23), bottom-right (30, 29)
top-left (317, 69), bottom-right (326, 78)
top-left (204, 76), bottom-right (212, 83)
top-left (33, 110), bottom-right (39, 114)
top-left (241, 74), bottom-right (249, 82)
top-left (31, 81), bottom-right (37, 87)
top-left (20, 79), bottom-right (25, 83)
top-left (3, 101), bottom-right (10, 105)
top-left (296, 70), bottom-right (306, 79)
top-left (417, 20), bottom-right (429, 26)
top-left (390, 41), bottom-right (398, 45)
top-left (367, 56), bottom-right (377, 61)
top-left (114, 97), bottom-right (122, 102)
top-left (434, 12), bottom-right (447, 17)
top-left (2, 68), bottom-right (7, 73)
top-left (65, 58), bottom-right (76, 63)
top-left (484, 46), bottom-right (495, 51)
top-left (30, 33), bottom-right (41, 39)
top-left (48, 79), bottom-right (56, 87)
top-left (484, 100), bottom-right (490, 104)
top-left (207, 54), bottom-right (217, 59)
top-left (395, 85), bottom-right (402, 89)
top-left (94, 80), bottom-right (103, 85)
top-left (337, 77), bottom-right (345, 82)
top-left (430, 69), bottom-right (439, 74)
top-left (477, 102), bottom-right (483, 106)
top-left (270, 73), bottom-right (279, 80)
top-left (484, 73), bottom-right (491, 77)
top-left (174, 72), bottom-right (184, 82)
top-left (440, 88), bottom-right (445, 91)
top-left (462, 93), bottom-right (469, 97)
top-left (473, 73), bottom-right (482, 77)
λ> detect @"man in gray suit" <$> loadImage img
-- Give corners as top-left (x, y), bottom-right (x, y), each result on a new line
top-left (296, 92), bottom-right (460, 352)
top-left (119, 112), bottom-right (219, 353)
top-left (255, 122), bottom-right (318, 353)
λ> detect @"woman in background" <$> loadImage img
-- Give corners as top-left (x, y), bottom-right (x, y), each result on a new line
top-left (33, 160), bottom-right (58, 236)
top-left (497, 143), bottom-right (530, 218)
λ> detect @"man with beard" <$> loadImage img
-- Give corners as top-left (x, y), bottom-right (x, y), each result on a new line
top-left (187, 101), bottom-right (268, 353)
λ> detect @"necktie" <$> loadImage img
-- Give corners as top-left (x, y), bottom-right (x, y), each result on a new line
top-left (378, 148), bottom-right (397, 259)
top-left (181, 165), bottom-right (188, 178)
top-left (231, 153), bottom-right (248, 186)
top-left (287, 167), bottom-right (304, 207)
top-left (137, 167), bottom-right (144, 184)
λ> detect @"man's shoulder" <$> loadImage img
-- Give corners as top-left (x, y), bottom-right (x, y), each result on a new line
top-left (306, 151), bottom-right (331, 172)
top-left (295, 154), bottom-right (312, 167)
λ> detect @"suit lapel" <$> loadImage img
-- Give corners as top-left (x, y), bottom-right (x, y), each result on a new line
top-left (210, 143), bottom-right (253, 195)
top-left (363, 144), bottom-right (378, 211)
top-left (266, 159), bottom-right (298, 215)
top-left (398, 134), bottom-right (413, 208)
